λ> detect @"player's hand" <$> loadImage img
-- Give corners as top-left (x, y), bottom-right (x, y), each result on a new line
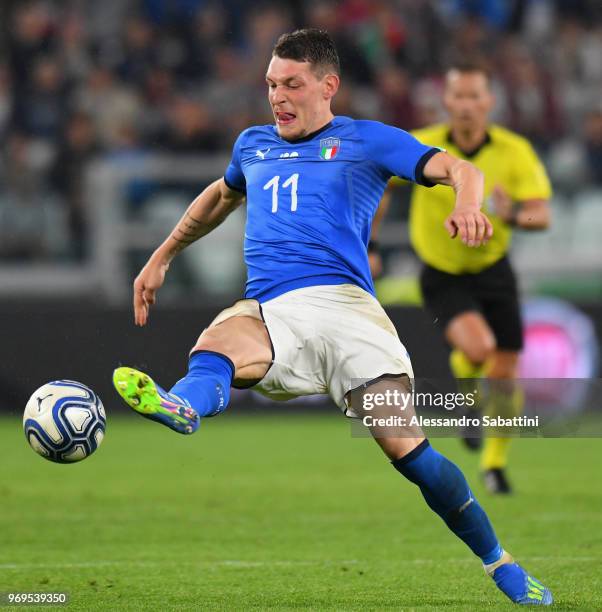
top-left (491, 184), bottom-right (514, 223)
top-left (444, 206), bottom-right (493, 247)
top-left (133, 257), bottom-right (170, 326)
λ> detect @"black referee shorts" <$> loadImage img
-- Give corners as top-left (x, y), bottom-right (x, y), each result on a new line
top-left (419, 256), bottom-right (523, 351)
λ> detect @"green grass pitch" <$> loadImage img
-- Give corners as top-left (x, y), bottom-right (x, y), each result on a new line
top-left (2, 412), bottom-right (601, 610)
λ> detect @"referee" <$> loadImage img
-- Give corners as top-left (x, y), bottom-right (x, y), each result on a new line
top-left (373, 61), bottom-right (552, 494)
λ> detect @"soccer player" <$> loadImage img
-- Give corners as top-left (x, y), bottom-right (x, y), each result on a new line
top-left (372, 62), bottom-right (551, 494)
top-left (113, 30), bottom-right (552, 605)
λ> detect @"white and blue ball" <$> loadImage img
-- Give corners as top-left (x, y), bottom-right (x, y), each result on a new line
top-left (23, 380), bottom-right (106, 463)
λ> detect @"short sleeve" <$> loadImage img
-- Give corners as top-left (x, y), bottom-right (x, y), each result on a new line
top-left (510, 140), bottom-right (552, 201)
top-left (355, 120), bottom-right (443, 186)
top-left (224, 130), bottom-right (247, 194)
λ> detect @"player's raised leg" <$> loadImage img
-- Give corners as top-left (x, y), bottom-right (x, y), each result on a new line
top-left (352, 376), bottom-right (552, 606)
top-left (114, 315), bottom-right (272, 434)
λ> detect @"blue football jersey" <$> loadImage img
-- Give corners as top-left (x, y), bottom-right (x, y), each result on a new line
top-left (224, 115), bottom-right (439, 303)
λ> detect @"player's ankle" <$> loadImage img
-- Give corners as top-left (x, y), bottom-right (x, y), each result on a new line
top-left (484, 550), bottom-right (513, 575)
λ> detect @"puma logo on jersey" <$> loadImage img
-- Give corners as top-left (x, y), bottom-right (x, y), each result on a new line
top-left (280, 152), bottom-right (299, 158)
top-left (256, 148), bottom-right (271, 159)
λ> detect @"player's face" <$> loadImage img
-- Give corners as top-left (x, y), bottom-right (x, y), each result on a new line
top-left (443, 71), bottom-right (494, 130)
top-left (266, 56), bottom-right (337, 140)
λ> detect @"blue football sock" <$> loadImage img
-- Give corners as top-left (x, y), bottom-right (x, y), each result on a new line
top-left (169, 350), bottom-right (234, 417)
top-left (392, 440), bottom-right (502, 564)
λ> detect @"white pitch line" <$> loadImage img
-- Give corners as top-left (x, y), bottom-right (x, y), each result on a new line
top-left (0, 560), bottom-right (360, 570)
top-left (0, 556), bottom-right (597, 571)
top-left (214, 560), bottom-right (360, 568)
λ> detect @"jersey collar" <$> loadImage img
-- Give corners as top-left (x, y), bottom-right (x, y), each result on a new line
top-left (446, 129), bottom-right (491, 158)
top-left (276, 120), bottom-right (333, 144)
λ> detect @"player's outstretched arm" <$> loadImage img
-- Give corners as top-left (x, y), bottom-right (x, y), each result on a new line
top-left (133, 178), bottom-right (245, 326)
top-left (423, 151), bottom-right (493, 248)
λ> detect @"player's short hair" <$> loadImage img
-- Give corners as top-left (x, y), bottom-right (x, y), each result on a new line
top-left (446, 60), bottom-right (492, 87)
top-left (273, 28), bottom-right (340, 78)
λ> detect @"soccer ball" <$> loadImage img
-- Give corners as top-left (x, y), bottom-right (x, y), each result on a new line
top-left (23, 380), bottom-right (106, 463)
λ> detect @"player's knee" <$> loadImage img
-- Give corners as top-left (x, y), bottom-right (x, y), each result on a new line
top-left (488, 351), bottom-right (519, 379)
top-left (463, 336), bottom-right (496, 366)
top-left (192, 317), bottom-right (272, 374)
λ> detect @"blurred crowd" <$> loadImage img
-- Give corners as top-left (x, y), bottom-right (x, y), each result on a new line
top-left (0, 0), bottom-right (601, 261)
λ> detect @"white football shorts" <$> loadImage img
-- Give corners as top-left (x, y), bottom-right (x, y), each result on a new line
top-left (209, 284), bottom-right (413, 417)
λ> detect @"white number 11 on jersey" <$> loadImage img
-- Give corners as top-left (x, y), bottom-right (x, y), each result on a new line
top-left (263, 173), bottom-right (299, 213)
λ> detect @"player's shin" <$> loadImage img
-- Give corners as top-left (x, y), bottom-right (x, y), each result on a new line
top-left (392, 440), bottom-right (503, 564)
top-left (170, 350), bottom-right (234, 417)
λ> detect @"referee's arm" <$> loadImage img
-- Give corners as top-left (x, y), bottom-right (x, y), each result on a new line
top-left (422, 151), bottom-right (493, 248)
top-left (490, 185), bottom-right (550, 230)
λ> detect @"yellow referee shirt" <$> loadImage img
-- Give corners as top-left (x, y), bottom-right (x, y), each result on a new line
top-left (404, 123), bottom-right (552, 274)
